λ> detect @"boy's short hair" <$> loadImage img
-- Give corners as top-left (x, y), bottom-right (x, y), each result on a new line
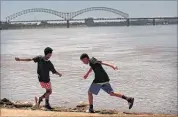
top-left (80, 53), bottom-right (89, 60)
top-left (44, 47), bottom-right (53, 55)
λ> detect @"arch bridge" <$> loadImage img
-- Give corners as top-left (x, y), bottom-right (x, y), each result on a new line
top-left (6, 7), bottom-right (129, 28)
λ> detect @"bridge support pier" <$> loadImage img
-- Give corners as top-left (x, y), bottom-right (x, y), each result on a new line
top-left (153, 18), bottom-right (155, 25)
top-left (126, 18), bottom-right (130, 26)
top-left (67, 20), bottom-right (70, 28)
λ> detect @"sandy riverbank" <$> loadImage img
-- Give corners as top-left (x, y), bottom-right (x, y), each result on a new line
top-left (1, 108), bottom-right (177, 117)
top-left (0, 98), bottom-right (177, 117)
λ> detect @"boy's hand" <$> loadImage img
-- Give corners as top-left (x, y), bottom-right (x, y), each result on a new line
top-left (58, 73), bottom-right (62, 77)
top-left (83, 74), bottom-right (88, 79)
top-left (15, 57), bottom-right (20, 61)
top-left (55, 72), bottom-right (62, 77)
top-left (112, 66), bottom-right (118, 70)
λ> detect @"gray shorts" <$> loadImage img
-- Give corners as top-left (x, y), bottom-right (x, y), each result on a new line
top-left (88, 83), bottom-right (114, 95)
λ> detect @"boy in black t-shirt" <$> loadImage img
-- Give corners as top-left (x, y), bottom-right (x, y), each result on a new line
top-left (15, 47), bottom-right (62, 110)
top-left (80, 53), bottom-right (134, 113)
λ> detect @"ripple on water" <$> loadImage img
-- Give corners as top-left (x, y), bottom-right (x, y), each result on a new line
top-left (1, 26), bottom-right (177, 114)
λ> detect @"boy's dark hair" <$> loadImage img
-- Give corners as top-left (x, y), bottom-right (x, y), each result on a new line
top-left (44, 47), bottom-right (53, 55)
top-left (80, 53), bottom-right (89, 60)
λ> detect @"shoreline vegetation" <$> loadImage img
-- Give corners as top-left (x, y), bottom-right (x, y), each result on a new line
top-left (1, 18), bottom-right (177, 30)
top-left (0, 23), bottom-right (177, 31)
top-left (0, 98), bottom-right (177, 117)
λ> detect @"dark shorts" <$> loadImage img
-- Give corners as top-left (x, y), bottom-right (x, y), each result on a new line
top-left (88, 83), bottom-right (114, 95)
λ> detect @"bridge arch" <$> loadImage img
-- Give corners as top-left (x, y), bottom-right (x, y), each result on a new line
top-left (6, 7), bottom-right (129, 21)
top-left (5, 8), bottom-right (67, 21)
top-left (70, 7), bottom-right (129, 19)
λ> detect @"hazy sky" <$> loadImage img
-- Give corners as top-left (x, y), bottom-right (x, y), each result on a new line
top-left (1, 1), bottom-right (177, 21)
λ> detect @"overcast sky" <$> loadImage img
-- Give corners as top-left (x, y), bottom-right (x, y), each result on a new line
top-left (1, 1), bottom-right (177, 21)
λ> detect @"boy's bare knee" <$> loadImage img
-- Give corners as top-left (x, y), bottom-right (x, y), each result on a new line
top-left (88, 91), bottom-right (92, 95)
top-left (46, 89), bottom-right (52, 94)
top-left (49, 90), bottom-right (52, 94)
top-left (49, 89), bottom-right (52, 94)
top-left (109, 92), bottom-right (114, 96)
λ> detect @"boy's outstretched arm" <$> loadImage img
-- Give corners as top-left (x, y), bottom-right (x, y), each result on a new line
top-left (50, 64), bottom-right (62, 77)
top-left (15, 57), bottom-right (32, 62)
top-left (54, 71), bottom-right (62, 77)
top-left (83, 67), bottom-right (92, 79)
top-left (101, 62), bottom-right (118, 70)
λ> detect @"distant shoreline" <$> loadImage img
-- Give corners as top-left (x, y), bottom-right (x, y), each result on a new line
top-left (0, 23), bottom-right (177, 30)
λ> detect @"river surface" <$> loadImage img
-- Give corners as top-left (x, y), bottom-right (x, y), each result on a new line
top-left (1, 25), bottom-right (177, 114)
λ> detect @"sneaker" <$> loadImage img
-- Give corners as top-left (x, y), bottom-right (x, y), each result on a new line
top-left (86, 108), bottom-right (95, 113)
top-left (45, 104), bottom-right (54, 110)
top-left (128, 97), bottom-right (134, 109)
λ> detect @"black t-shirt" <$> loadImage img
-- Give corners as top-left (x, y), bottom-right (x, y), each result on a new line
top-left (89, 57), bottom-right (110, 83)
top-left (33, 56), bottom-right (57, 83)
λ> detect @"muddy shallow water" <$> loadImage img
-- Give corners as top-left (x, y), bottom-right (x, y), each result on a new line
top-left (1, 25), bottom-right (177, 114)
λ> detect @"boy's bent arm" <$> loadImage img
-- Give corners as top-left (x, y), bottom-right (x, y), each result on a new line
top-left (15, 57), bottom-right (32, 62)
top-left (101, 62), bottom-right (118, 70)
top-left (84, 67), bottom-right (92, 79)
top-left (87, 67), bottom-right (92, 75)
top-left (50, 63), bottom-right (62, 77)
top-left (54, 71), bottom-right (62, 77)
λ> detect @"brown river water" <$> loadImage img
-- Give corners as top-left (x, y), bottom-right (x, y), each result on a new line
top-left (1, 25), bottom-right (177, 114)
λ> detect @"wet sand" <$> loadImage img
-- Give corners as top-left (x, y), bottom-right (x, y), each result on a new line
top-left (0, 98), bottom-right (177, 117)
top-left (1, 108), bottom-right (177, 117)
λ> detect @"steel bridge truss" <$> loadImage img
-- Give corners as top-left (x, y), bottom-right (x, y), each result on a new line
top-left (6, 7), bottom-right (129, 22)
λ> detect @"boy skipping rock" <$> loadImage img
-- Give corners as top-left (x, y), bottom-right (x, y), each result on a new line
top-left (80, 53), bottom-right (134, 113)
top-left (15, 47), bottom-right (62, 110)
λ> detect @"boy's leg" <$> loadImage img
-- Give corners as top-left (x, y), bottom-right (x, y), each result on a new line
top-left (109, 92), bottom-right (134, 109)
top-left (44, 88), bottom-right (52, 106)
top-left (109, 92), bottom-right (129, 100)
top-left (102, 83), bottom-right (134, 109)
top-left (87, 83), bottom-right (101, 113)
top-left (88, 91), bottom-right (93, 111)
top-left (43, 82), bottom-right (53, 109)
top-left (38, 90), bottom-right (47, 106)
top-left (101, 83), bottom-right (130, 100)
top-left (38, 82), bottom-right (52, 108)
